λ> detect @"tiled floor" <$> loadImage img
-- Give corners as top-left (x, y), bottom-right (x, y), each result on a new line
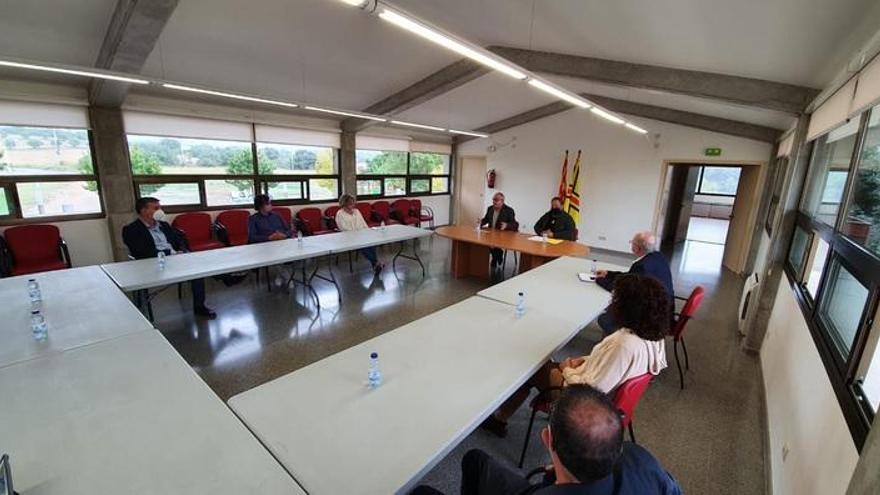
top-left (148, 235), bottom-right (764, 494)
top-left (687, 217), bottom-right (730, 245)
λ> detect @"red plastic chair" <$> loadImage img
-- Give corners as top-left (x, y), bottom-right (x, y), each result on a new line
top-left (172, 213), bottom-right (224, 252)
top-left (355, 202), bottom-right (380, 227)
top-left (296, 207), bottom-right (333, 236)
top-left (411, 198), bottom-right (435, 229)
top-left (371, 201), bottom-right (399, 225)
top-left (324, 206), bottom-right (341, 231)
top-left (215, 210), bottom-right (250, 246)
top-left (391, 199), bottom-right (419, 226)
top-left (271, 207), bottom-right (292, 231)
top-left (3, 225), bottom-right (71, 276)
top-left (671, 286), bottom-right (705, 390)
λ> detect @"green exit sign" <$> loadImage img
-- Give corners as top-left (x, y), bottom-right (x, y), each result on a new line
top-left (705, 147), bottom-right (722, 156)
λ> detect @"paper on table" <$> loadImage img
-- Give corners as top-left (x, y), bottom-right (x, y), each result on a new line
top-left (527, 236), bottom-right (564, 245)
top-left (577, 272), bottom-right (596, 283)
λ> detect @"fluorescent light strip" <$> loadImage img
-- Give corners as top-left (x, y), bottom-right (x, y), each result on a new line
top-left (624, 122), bottom-right (648, 134)
top-left (0, 59), bottom-right (150, 85)
top-left (527, 79), bottom-right (591, 109)
top-left (339, 0), bottom-right (365, 5)
top-left (448, 129), bottom-right (489, 138)
top-left (162, 84), bottom-right (299, 108)
top-left (304, 105), bottom-right (387, 121)
top-left (390, 120), bottom-right (446, 131)
top-left (378, 9), bottom-right (526, 80)
top-left (590, 107), bottom-right (625, 125)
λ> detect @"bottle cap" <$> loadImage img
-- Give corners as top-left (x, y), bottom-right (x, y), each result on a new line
top-left (518, 292), bottom-right (524, 296)
top-left (31, 310), bottom-right (40, 315)
top-left (370, 352), bottom-right (378, 359)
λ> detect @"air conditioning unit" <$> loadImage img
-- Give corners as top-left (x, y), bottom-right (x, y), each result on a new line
top-left (738, 272), bottom-right (761, 335)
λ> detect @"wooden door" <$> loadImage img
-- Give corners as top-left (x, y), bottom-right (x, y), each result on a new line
top-left (455, 156), bottom-right (486, 226)
top-left (723, 165), bottom-right (760, 273)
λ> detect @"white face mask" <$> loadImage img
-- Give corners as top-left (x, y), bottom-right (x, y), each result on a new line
top-left (153, 209), bottom-right (167, 223)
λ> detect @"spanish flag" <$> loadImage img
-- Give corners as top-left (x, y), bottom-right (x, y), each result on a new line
top-left (557, 150), bottom-right (569, 202)
top-left (566, 150), bottom-right (582, 224)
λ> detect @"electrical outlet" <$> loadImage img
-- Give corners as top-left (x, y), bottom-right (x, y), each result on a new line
top-left (598, 235), bottom-right (607, 241)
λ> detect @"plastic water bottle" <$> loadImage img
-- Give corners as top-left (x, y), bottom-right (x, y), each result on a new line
top-left (515, 292), bottom-right (526, 319)
top-left (475, 220), bottom-right (482, 233)
top-left (368, 352), bottom-right (383, 388)
top-left (31, 310), bottom-right (48, 341)
top-left (27, 278), bottom-right (42, 304)
top-left (157, 251), bottom-right (166, 270)
top-left (380, 220), bottom-right (386, 232)
top-left (541, 232), bottom-right (548, 243)
top-left (590, 259), bottom-right (598, 277)
top-left (297, 230), bottom-right (304, 245)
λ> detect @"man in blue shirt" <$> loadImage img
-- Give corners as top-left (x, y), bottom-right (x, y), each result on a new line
top-left (248, 194), bottom-right (292, 243)
top-left (412, 384), bottom-right (681, 495)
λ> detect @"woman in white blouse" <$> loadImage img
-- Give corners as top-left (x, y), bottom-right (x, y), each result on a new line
top-left (482, 273), bottom-right (670, 437)
top-left (335, 193), bottom-right (385, 275)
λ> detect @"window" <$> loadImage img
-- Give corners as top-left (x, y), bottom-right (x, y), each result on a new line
top-left (805, 237), bottom-right (830, 298)
top-left (800, 119), bottom-right (860, 226)
top-left (842, 107), bottom-right (880, 256)
top-left (357, 179), bottom-right (382, 196)
top-left (0, 125), bottom-right (102, 220)
top-left (355, 149), bottom-right (451, 198)
top-left (817, 258), bottom-right (870, 358)
top-left (788, 225), bottom-right (811, 278)
top-left (696, 166), bottom-right (741, 196)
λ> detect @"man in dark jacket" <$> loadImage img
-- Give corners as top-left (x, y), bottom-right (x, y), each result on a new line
top-left (411, 384), bottom-right (682, 495)
top-left (534, 196), bottom-right (576, 241)
top-left (248, 194), bottom-right (291, 244)
top-left (596, 231), bottom-right (673, 332)
top-left (480, 192), bottom-right (519, 267)
top-left (122, 197), bottom-right (216, 319)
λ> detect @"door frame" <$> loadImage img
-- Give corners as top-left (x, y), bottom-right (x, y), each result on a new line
top-left (453, 155), bottom-right (487, 225)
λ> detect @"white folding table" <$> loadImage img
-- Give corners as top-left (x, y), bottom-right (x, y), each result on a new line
top-left (0, 266), bottom-right (154, 369)
top-left (228, 296), bottom-right (578, 494)
top-left (309, 224), bottom-right (434, 276)
top-left (0, 330), bottom-right (304, 495)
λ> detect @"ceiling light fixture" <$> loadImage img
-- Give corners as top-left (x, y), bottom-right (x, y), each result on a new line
top-left (339, 0), bottom-right (366, 5)
top-left (590, 107), bottom-right (625, 125)
top-left (378, 9), bottom-right (526, 80)
top-left (527, 80), bottom-right (591, 109)
top-left (624, 123), bottom-right (648, 134)
top-left (162, 84), bottom-right (299, 108)
top-left (448, 129), bottom-right (489, 138)
top-left (0, 59), bottom-right (150, 85)
top-left (390, 120), bottom-right (446, 131)
top-left (304, 105), bottom-right (387, 121)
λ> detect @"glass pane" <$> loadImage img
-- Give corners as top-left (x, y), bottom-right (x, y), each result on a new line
top-left (356, 150), bottom-right (407, 174)
top-left (858, 307), bottom-right (880, 412)
top-left (788, 225), bottom-right (810, 277)
top-left (16, 181), bottom-right (101, 217)
top-left (139, 183), bottom-right (199, 206)
top-left (0, 126), bottom-right (92, 175)
top-left (309, 178), bottom-right (338, 201)
top-left (267, 181), bottom-right (304, 201)
top-left (409, 152), bottom-right (450, 175)
top-left (127, 135), bottom-right (253, 175)
top-left (206, 179), bottom-right (253, 206)
top-left (0, 188), bottom-right (10, 216)
top-left (698, 166), bottom-right (741, 195)
top-left (432, 177), bottom-right (449, 193)
top-left (384, 177), bottom-right (406, 196)
top-left (805, 237), bottom-right (830, 297)
top-left (357, 179), bottom-right (381, 196)
top-left (801, 119), bottom-right (860, 225)
top-left (257, 143), bottom-right (337, 175)
top-left (819, 259), bottom-right (870, 357)
top-left (410, 179), bottom-right (430, 193)
top-left (842, 107), bottom-right (880, 255)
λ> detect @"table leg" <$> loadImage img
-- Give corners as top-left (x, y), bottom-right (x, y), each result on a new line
top-left (451, 240), bottom-right (490, 280)
top-left (517, 253), bottom-right (551, 273)
top-left (392, 239), bottom-right (426, 277)
top-left (309, 255), bottom-right (342, 302)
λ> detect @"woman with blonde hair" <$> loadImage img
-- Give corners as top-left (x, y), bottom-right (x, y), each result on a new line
top-left (335, 193), bottom-right (384, 275)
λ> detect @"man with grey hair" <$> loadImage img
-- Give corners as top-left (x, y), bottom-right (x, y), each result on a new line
top-left (595, 231), bottom-right (673, 333)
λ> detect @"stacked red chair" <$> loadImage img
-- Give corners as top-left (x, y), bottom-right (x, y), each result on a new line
top-left (391, 199), bottom-right (419, 226)
top-left (371, 201), bottom-right (400, 225)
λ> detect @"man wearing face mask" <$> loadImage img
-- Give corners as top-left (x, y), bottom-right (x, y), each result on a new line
top-left (534, 196), bottom-right (576, 241)
top-left (122, 197), bottom-right (217, 319)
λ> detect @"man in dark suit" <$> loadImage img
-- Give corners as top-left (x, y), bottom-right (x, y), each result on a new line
top-left (411, 384), bottom-right (682, 495)
top-left (534, 196), bottom-right (576, 241)
top-left (122, 197), bottom-right (216, 319)
top-left (480, 192), bottom-right (519, 267)
top-left (596, 231), bottom-right (673, 332)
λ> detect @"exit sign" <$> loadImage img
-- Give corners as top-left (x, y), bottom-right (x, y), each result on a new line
top-left (705, 147), bottom-right (722, 156)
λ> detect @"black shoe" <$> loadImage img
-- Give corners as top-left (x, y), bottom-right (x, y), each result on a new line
top-left (479, 415), bottom-right (508, 438)
top-left (373, 262), bottom-right (385, 275)
top-left (194, 306), bottom-right (217, 319)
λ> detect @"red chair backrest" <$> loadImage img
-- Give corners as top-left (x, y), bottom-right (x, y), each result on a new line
top-left (324, 206), bottom-right (341, 230)
top-left (271, 207), bottom-right (292, 229)
top-left (612, 373), bottom-right (653, 428)
top-left (391, 199), bottom-right (413, 219)
top-left (411, 199), bottom-right (422, 213)
top-left (216, 210), bottom-right (250, 246)
top-left (4, 224), bottom-right (62, 268)
top-left (355, 202), bottom-right (374, 222)
top-left (297, 207), bottom-right (324, 235)
top-left (172, 212), bottom-right (214, 244)
top-left (372, 201), bottom-right (392, 221)
top-left (672, 286), bottom-right (705, 339)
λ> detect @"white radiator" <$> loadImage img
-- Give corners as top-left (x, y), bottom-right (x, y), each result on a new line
top-left (738, 272), bottom-right (760, 335)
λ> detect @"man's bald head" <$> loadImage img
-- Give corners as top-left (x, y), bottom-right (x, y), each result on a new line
top-left (548, 384), bottom-right (624, 482)
top-left (630, 231), bottom-right (658, 257)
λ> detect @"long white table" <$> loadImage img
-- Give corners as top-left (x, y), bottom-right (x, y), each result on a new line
top-left (0, 330), bottom-right (304, 495)
top-left (478, 256), bottom-right (624, 328)
top-left (0, 266), bottom-right (154, 369)
top-left (229, 296), bottom-right (589, 495)
top-left (310, 223), bottom-right (433, 253)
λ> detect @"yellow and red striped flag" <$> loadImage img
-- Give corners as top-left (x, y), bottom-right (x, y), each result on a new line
top-left (565, 150), bottom-right (582, 224)
top-left (557, 150), bottom-right (569, 202)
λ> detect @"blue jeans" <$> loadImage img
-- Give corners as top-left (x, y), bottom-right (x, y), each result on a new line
top-left (360, 247), bottom-right (378, 266)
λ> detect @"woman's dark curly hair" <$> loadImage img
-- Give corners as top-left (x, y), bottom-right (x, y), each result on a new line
top-left (609, 273), bottom-right (670, 341)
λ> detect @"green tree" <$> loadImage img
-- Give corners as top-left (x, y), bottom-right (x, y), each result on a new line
top-left (225, 149), bottom-right (275, 195)
top-left (364, 151), bottom-right (407, 174)
top-left (409, 152), bottom-right (446, 174)
top-left (292, 149), bottom-right (317, 171)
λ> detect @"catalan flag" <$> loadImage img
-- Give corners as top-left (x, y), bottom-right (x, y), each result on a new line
top-left (565, 150), bottom-right (582, 224)
top-left (557, 150), bottom-right (569, 202)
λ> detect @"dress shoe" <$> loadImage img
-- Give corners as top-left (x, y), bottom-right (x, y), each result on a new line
top-left (194, 305), bottom-right (217, 319)
top-left (479, 414), bottom-right (508, 438)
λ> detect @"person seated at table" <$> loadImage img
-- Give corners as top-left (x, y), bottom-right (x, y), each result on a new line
top-left (122, 197), bottom-right (216, 319)
top-left (412, 384), bottom-right (682, 495)
top-left (336, 193), bottom-right (385, 275)
top-left (595, 231), bottom-right (673, 333)
top-left (480, 192), bottom-right (519, 267)
top-left (534, 196), bottom-right (576, 241)
top-left (248, 194), bottom-right (292, 243)
top-left (481, 274), bottom-right (669, 438)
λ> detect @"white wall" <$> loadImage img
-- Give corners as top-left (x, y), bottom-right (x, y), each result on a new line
top-left (0, 218), bottom-right (113, 267)
top-left (457, 110), bottom-right (772, 251)
top-left (762, 277), bottom-right (860, 495)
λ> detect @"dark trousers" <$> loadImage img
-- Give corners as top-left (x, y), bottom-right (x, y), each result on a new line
top-left (191, 278), bottom-right (206, 309)
top-left (409, 449), bottom-right (533, 495)
top-left (490, 248), bottom-right (503, 266)
top-left (360, 247), bottom-right (378, 266)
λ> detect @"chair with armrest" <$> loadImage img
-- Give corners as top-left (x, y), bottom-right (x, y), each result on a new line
top-left (390, 199), bottom-right (419, 226)
top-left (172, 213), bottom-right (224, 252)
top-left (671, 286), bottom-right (705, 390)
top-left (371, 201), bottom-right (399, 225)
top-left (411, 198), bottom-right (435, 229)
top-left (296, 207), bottom-right (333, 236)
top-left (215, 209), bottom-right (250, 246)
top-left (3, 224), bottom-right (72, 276)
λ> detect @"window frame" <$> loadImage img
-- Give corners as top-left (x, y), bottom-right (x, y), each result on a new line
top-left (694, 165), bottom-right (741, 197)
top-left (355, 149), bottom-right (452, 199)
